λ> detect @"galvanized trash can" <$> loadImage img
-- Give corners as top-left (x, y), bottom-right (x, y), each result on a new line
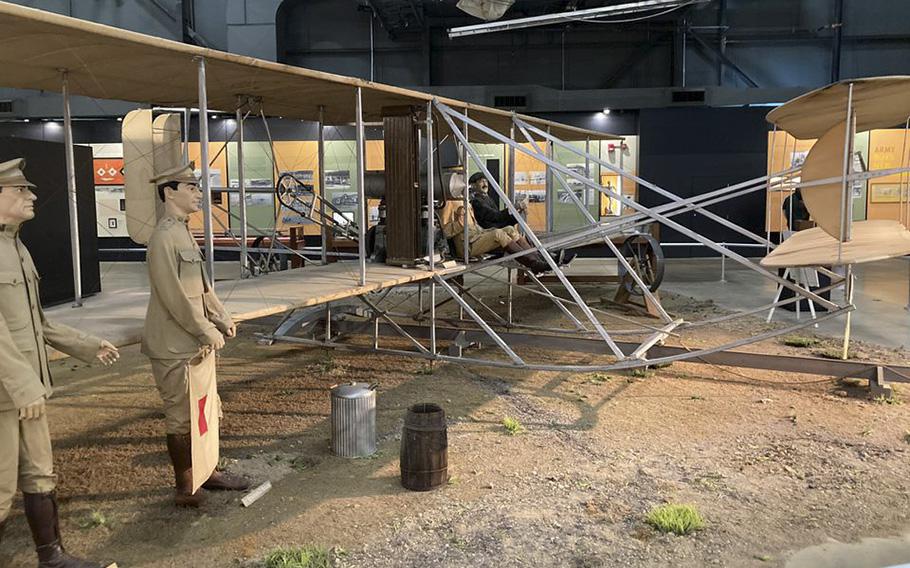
top-left (330, 382), bottom-right (377, 458)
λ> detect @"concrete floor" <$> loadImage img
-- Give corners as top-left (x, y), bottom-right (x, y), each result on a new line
top-left (87, 256), bottom-right (910, 349)
top-left (662, 257), bottom-right (910, 349)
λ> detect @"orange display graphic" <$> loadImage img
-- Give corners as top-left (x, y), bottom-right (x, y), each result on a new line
top-left (94, 158), bottom-right (124, 185)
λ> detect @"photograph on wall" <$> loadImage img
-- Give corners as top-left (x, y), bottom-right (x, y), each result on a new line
top-left (556, 188), bottom-right (583, 203)
top-left (566, 163), bottom-right (591, 186)
top-left (870, 182), bottom-right (903, 203)
top-left (513, 171), bottom-right (529, 186)
top-left (194, 167), bottom-right (223, 188)
top-left (530, 171), bottom-right (546, 185)
top-left (331, 192), bottom-right (359, 210)
top-left (325, 170), bottom-right (351, 189)
top-left (522, 189), bottom-right (545, 203)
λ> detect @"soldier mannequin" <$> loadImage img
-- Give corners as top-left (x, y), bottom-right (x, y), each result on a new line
top-left (142, 163), bottom-right (248, 508)
top-left (0, 158), bottom-right (119, 568)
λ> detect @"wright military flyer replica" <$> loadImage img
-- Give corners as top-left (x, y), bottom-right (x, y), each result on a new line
top-left (3, 2), bottom-right (910, 391)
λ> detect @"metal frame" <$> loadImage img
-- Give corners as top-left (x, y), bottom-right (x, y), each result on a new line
top-left (111, 81), bottom-right (905, 381)
top-left (262, 93), bottom-right (910, 379)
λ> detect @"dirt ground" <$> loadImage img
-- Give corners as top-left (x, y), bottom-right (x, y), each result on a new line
top-left (4, 285), bottom-right (910, 567)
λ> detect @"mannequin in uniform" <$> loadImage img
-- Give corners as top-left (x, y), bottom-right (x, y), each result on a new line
top-left (460, 172), bottom-right (574, 268)
top-left (142, 163), bottom-right (248, 508)
top-left (0, 158), bottom-right (119, 568)
top-left (447, 202), bottom-right (551, 273)
top-left (468, 172), bottom-right (524, 229)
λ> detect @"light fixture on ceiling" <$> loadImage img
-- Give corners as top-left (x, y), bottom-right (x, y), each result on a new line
top-left (602, 108), bottom-right (611, 115)
top-left (449, 0), bottom-right (709, 38)
top-left (456, 0), bottom-right (515, 22)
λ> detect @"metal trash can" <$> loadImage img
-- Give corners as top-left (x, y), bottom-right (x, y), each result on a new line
top-left (330, 382), bottom-right (377, 458)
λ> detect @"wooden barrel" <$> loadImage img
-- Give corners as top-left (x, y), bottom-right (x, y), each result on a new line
top-left (400, 403), bottom-right (448, 491)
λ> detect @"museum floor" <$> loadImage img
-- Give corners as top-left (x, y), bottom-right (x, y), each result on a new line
top-left (80, 256), bottom-right (910, 350)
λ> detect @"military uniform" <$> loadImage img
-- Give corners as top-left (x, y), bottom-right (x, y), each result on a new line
top-left (142, 213), bottom-right (233, 433)
top-left (143, 162), bottom-right (246, 507)
top-left (448, 203), bottom-right (521, 258)
top-left (0, 182), bottom-right (104, 526)
top-left (0, 158), bottom-right (115, 568)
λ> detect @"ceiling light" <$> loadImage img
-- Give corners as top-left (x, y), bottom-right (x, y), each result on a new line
top-left (449, 0), bottom-right (708, 38)
top-left (602, 108), bottom-right (611, 115)
top-left (456, 0), bottom-right (515, 21)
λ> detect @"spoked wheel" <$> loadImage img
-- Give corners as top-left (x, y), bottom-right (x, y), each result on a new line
top-left (617, 234), bottom-right (665, 296)
top-left (250, 235), bottom-right (283, 275)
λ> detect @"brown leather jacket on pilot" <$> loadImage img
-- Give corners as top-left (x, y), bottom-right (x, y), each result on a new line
top-left (0, 224), bottom-right (103, 412)
top-left (140, 214), bottom-right (234, 360)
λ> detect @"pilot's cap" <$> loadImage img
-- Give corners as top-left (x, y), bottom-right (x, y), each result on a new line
top-left (149, 161), bottom-right (198, 185)
top-left (0, 158), bottom-right (36, 188)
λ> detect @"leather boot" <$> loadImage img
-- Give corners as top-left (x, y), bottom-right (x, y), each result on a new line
top-left (23, 492), bottom-right (114, 568)
top-left (514, 237), bottom-right (555, 270)
top-left (203, 469), bottom-right (250, 492)
top-left (504, 240), bottom-right (550, 274)
top-left (165, 434), bottom-right (205, 508)
top-left (550, 249), bottom-right (577, 266)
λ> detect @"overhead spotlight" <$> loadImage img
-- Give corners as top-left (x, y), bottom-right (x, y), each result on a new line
top-left (22, 118), bottom-right (29, 123)
top-left (116, 117), bottom-right (123, 122)
top-left (602, 108), bottom-right (611, 115)
top-left (456, 0), bottom-right (515, 21)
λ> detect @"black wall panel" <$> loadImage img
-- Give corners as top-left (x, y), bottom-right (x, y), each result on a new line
top-left (638, 108), bottom-right (768, 258)
top-left (0, 137), bottom-right (101, 305)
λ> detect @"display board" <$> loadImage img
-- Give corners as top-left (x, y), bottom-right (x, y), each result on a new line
top-left (0, 137), bottom-right (101, 305)
top-left (867, 129), bottom-right (910, 227)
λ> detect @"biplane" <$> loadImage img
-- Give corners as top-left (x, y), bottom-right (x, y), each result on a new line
top-left (3, 2), bottom-right (910, 392)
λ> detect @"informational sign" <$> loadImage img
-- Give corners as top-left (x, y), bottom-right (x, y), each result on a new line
top-left (93, 158), bottom-right (124, 185)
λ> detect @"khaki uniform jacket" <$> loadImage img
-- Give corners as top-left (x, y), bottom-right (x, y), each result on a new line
top-left (0, 225), bottom-right (102, 411)
top-left (141, 215), bottom-right (234, 360)
top-left (442, 203), bottom-right (484, 243)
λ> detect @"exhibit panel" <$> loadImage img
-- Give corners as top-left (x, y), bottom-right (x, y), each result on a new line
top-left (0, 137), bottom-right (101, 305)
top-left (867, 128), bottom-right (910, 227)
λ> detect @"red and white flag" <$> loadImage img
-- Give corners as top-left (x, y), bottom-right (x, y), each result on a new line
top-left (189, 349), bottom-right (219, 494)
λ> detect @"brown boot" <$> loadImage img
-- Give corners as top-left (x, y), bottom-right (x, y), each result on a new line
top-left (504, 240), bottom-right (550, 274)
top-left (23, 492), bottom-right (114, 568)
top-left (165, 434), bottom-right (205, 508)
top-left (203, 469), bottom-right (250, 492)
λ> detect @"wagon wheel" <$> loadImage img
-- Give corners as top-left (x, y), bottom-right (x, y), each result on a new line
top-left (617, 234), bottom-right (665, 296)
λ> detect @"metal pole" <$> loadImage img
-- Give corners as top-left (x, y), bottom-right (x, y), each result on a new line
top-left (462, 109), bottom-right (470, 266)
top-left (236, 98), bottom-right (249, 278)
top-left (546, 127), bottom-right (554, 233)
top-left (838, 83), bottom-right (854, 257)
top-left (584, 137), bottom-right (591, 209)
top-left (617, 140), bottom-right (624, 215)
top-left (767, 124), bottom-right (777, 254)
top-left (507, 120), bottom-right (515, 325)
top-left (318, 106), bottom-right (328, 265)
top-left (508, 118), bottom-right (516, 203)
top-left (197, 57), bottom-right (215, 286)
top-left (842, 266), bottom-right (854, 359)
top-left (427, 101), bottom-right (437, 356)
top-left (61, 70), bottom-right (82, 307)
top-left (355, 87), bottom-right (367, 286)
